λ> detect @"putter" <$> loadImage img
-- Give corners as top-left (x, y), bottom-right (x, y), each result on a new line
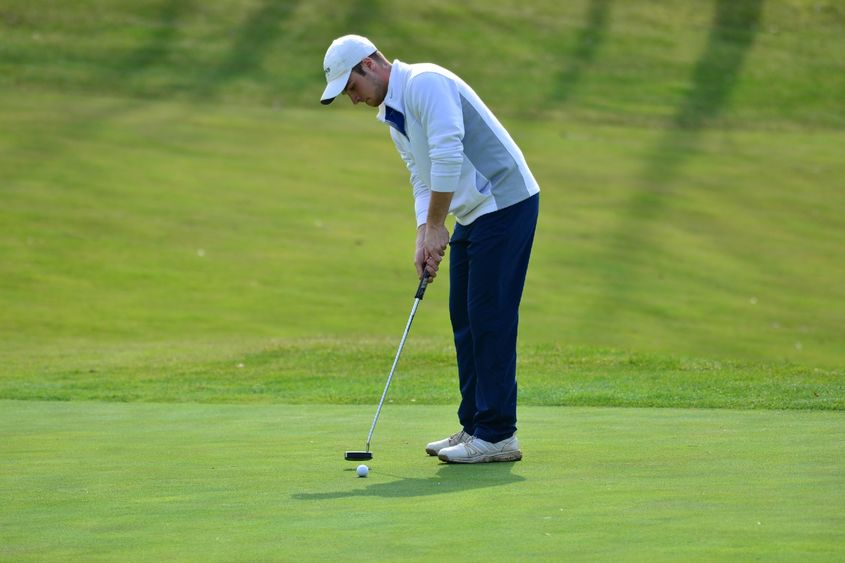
top-left (345, 270), bottom-right (430, 461)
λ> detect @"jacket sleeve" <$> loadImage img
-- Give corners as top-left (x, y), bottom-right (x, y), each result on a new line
top-left (391, 129), bottom-right (431, 227)
top-left (407, 72), bottom-right (464, 193)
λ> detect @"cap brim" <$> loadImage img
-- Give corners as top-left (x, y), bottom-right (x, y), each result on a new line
top-left (320, 70), bottom-right (352, 105)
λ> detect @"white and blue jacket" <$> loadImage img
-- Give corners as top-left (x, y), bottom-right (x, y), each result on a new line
top-left (377, 60), bottom-right (540, 227)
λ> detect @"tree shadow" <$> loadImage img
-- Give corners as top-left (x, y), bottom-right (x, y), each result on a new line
top-left (91, 0), bottom-right (193, 97)
top-left (292, 462), bottom-right (525, 500)
top-left (578, 0), bottom-right (764, 326)
top-left (101, 0), bottom-right (383, 104)
top-left (121, 0), bottom-right (194, 73)
top-left (193, 0), bottom-right (299, 99)
top-left (634, 0), bottom-right (764, 203)
top-left (671, 0), bottom-right (765, 131)
top-left (553, 0), bottom-right (613, 105)
top-left (10, 0), bottom-right (193, 176)
top-left (344, 0), bottom-right (384, 36)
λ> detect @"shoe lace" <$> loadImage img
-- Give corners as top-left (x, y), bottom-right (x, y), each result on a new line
top-left (450, 430), bottom-right (468, 445)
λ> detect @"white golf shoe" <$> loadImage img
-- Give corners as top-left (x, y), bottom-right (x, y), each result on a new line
top-left (425, 430), bottom-right (471, 456)
top-left (437, 435), bottom-right (522, 463)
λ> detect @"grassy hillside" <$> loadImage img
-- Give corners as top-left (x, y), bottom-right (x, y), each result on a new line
top-left (1, 0), bottom-right (843, 126)
top-left (1, 90), bottom-right (842, 383)
top-left (1, 1), bottom-right (843, 404)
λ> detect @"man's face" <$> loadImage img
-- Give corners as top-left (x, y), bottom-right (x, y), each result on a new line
top-left (343, 62), bottom-right (387, 107)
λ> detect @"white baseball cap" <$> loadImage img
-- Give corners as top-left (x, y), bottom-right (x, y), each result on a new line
top-left (320, 35), bottom-right (377, 105)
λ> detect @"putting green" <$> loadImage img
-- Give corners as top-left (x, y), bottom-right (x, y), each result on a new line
top-left (2, 400), bottom-right (842, 560)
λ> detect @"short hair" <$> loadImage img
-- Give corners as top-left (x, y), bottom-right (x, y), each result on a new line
top-left (351, 50), bottom-right (388, 75)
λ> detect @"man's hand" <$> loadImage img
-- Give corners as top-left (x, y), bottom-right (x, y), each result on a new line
top-left (421, 224), bottom-right (449, 282)
top-left (415, 225), bottom-right (449, 282)
top-left (415, 191), bottom-right (453, 282)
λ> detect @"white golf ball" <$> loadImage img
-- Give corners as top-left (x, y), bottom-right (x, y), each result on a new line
top-left (356, 464), bottom-right (369, 478)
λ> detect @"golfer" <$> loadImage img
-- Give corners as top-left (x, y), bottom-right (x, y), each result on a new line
top-left (320, 35), bottom-right (539, 463)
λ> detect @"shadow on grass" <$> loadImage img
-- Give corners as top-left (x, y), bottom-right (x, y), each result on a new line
top-left (343, 0), bottom-right (385, 36)
top-left (553, 0), bottom-right (613, 105)
top-left (576, 0), bottom-right (764, 327)
top-left (193, 0), bottom-right (299, 99)
top-left (7, 0), bottom-right (197, 184)
top-left (118, 0), bottom-right (194, 73)
top-left (292, 462), bottom-right (525, 500)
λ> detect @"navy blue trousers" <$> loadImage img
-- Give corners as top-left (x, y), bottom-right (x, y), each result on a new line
top-left (448, 194), bottom-right (539, 443)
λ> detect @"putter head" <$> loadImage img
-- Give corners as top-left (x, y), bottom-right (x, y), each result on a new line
top-left (345, 451), bottom-right (373, 461)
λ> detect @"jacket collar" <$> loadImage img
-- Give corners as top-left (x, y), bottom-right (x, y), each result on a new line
top-left (377, 59), bottom-right (409, 137)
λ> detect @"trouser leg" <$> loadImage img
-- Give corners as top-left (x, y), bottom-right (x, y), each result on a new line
top-left (449, 231), bottom-right (476, 435)
top-left (450, 194), bottom-right (539, 443)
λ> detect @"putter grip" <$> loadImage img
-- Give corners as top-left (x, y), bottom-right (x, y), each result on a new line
top-left (415, 270), bottom-right (430, 300)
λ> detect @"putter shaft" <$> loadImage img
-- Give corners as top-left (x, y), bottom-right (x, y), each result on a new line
top-left (364, 271), bottom-right (430, 452)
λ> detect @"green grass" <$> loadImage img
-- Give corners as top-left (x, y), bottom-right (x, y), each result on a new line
top-left (1, 90), bottom-right (843, 377)
top-left (1, 0), bottom-right (843, 128)
top-left (2, 401), bottom-right (843, 560)
top-left (1, 338), bottom-right (842, 410)
top-left (1, 1), bottom-right (844, 559)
